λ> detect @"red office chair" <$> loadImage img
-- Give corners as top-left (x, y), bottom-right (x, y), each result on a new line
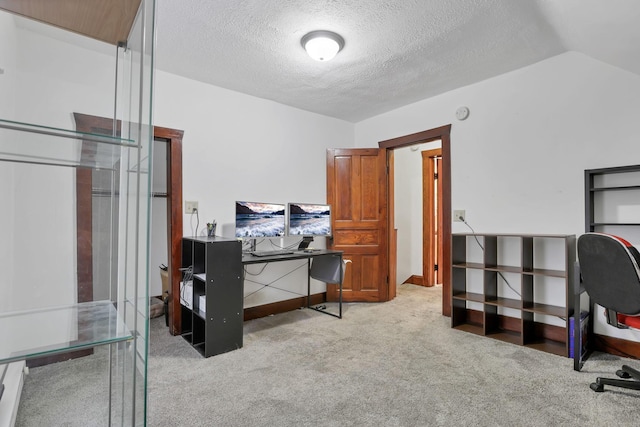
top-left (577, 232), bottom-right (640, 392)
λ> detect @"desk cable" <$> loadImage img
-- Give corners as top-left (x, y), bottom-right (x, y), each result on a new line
top-left (181, 266), bottom-right (193, 306)
top-left (190, 209), bottom-right (199, 237)
top-left (268, 238), bottom-right (304, 251)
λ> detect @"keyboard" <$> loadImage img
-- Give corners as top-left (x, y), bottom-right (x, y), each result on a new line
top-left (250, 250), bottom-right (294, 257)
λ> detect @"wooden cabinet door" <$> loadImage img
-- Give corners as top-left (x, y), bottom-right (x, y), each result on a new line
top-left (326, 148), bottom-right (388, 302)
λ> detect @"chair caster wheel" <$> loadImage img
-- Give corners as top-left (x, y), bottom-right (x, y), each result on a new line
top-left (616, 369), bottom-right (631, 379)
top-left (590, 382), bottom-right (604, 392)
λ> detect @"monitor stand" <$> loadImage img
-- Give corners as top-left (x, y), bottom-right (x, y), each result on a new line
top-left (297, 236), bottom-right (314, 250)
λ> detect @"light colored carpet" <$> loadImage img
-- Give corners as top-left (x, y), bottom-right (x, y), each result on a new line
top-left (16, 284), bottom-right (640, 426)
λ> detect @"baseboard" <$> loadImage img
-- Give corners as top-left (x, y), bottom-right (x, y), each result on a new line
top-left (459, 309), bottom-right (565, 341)
top-left (26, 348), bottom-right (93, 368)
top-left (0, 361), bottom-right (25, 427)
top-left (592, 333), bottom-right (640, 360)
top-left (243, 293), bottom-right (326, 321)
top-left (457, 309), bottom-right (640, 360)
top-left (403, 275), bottom-right (424, 286)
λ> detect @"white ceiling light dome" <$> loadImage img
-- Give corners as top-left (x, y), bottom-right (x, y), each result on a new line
top-left (301, 30), bottom-right (345, 61)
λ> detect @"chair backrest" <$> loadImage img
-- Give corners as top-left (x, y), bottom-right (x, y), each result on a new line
top-left (577, 233), bottom-right (640, 318)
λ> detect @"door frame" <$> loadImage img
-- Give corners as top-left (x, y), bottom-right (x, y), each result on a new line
top-left (73, 113), bottom-right (185, 336)
top-left (379, 124), bottom-right (452, 316)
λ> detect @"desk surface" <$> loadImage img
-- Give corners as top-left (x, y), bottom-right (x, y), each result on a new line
top-left (242, 249), bottom-right (342, 265)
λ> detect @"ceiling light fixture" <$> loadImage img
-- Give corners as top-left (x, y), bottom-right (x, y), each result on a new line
top-left (301, 30), bottom-right (345, 61)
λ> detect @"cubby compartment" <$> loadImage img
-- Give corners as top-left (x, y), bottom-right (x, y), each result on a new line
top-left (586, 165), bottom-right (640, 239)
top-left (452, 233), bottom-right (575, 357)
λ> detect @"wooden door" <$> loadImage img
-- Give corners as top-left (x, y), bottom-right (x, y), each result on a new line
top-left (326, 148), bottom-right (388, 302)
top-left (422, 149), bottom-right (443, 286)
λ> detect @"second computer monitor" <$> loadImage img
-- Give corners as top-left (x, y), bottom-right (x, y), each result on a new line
top-left (288, 203), bottom-right (332, 237)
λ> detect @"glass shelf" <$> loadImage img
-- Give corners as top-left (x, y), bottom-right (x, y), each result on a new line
top-left (0, 300), bottom-right (132, 364)
top-left (0, 118), bottom-right (137, 170)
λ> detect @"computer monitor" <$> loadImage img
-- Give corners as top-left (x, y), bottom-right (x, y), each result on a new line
top-left (235, 201), bottom-right (286, 238)
top-left (288, 203), bottom-right (332, 237)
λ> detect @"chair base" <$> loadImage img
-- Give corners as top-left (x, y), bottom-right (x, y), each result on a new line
top-left (590, 365), bottom-right (640, 392)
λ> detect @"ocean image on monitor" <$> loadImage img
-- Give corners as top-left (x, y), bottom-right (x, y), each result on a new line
top-left (235, 201), bottom-right (286, 238)
top-left (288, 203), bottom-right (331, 236)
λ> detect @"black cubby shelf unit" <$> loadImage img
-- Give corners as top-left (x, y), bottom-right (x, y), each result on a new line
top-left (181, 236), bottom-right (243, 357)
top-left (451, 233), bottom-right (576, 357)
top-left (574, 164), bottom-right (640, 370)
top-left (585, 164), bottom-right (640, 233)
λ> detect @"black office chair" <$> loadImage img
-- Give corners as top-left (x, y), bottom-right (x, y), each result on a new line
top-left (577, 232), bottom-right (640, 392)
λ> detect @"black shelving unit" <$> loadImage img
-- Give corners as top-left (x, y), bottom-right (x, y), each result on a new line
top-left (452, 233), bottom-right (575, 357)
top-left (585, 164), bottom-right (640, 234)
top-left (575, 164), bottom-right (640, 370)
top-left (181, 236), bottom-right (243, 357)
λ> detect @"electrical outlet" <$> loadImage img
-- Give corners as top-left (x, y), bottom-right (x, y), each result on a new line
top-left (185, 201), bottom-right (198, 214)
top-left (453, 210), bottom-right (465, 222)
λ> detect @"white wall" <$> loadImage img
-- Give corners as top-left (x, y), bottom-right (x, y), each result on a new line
top-left (0, 15), bottom-right (116, 311)
top-left (5, 12), bottom-right (640, 340)
top-left (355, 51), bottom-right (640, 340)
top-left (153, 71), bottom-right (354, 306)
top-left (153, 71), bottom-right (354, 236)
top-left (0, 11), bottom-right (16, 119)
top-left (0, 11), bottom-right (17, 309)
top-left (1, 12), bottom-right (355, 310)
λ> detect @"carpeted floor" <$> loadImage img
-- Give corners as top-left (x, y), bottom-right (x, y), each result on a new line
top-left (15, 284), bottom-right (640, 426)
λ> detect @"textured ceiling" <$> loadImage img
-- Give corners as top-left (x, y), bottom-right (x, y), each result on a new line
top-left (122, 1), bottom-right (640, 122)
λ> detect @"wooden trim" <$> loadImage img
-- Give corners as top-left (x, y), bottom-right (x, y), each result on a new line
top-left (378, 124), bottom-right (452, 315)
top-left (593, 333), bottom-right (640, 360)
top-left (76, 168), bottom-right (93, 303)
top-left (467, 309), bottom-right (483, 326)
top-left (422, 151), bottom-right (434, 287)
top-left (421, 149), bottom-right (441, 287)
top-left (403, 275), bottom-right (424, 286)
top-left (460, 309), bottom-right (567, 346)
top-left (73, 113), bottom-right (185, 337)
top-left (379, 126), bottom-right (451, 149)
top-left (243, 293), bottom-right (326, 321)
top-left (462, 317), bottom-right (640, 361)
top-left (0, 0), bottom-right (142, 45)
top-left (164, 128), bottom-right (184, 336)
top-left (435, 156), bottom-right (443, 285)
top-left (441, 130), bottom-right (451, 316)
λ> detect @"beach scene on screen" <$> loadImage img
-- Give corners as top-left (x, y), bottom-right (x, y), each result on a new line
top-left (235, 202), bottom-right (285, 237)
top-left (289, 203), bottom-right (331, 236)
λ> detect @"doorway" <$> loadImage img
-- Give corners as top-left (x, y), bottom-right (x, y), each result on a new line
top-left (73, 113), bottom-right (185, 336)
top-left (389, 144), bottom-right (442, 288)
top-left (379, 125), bottom-right (452, 316)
